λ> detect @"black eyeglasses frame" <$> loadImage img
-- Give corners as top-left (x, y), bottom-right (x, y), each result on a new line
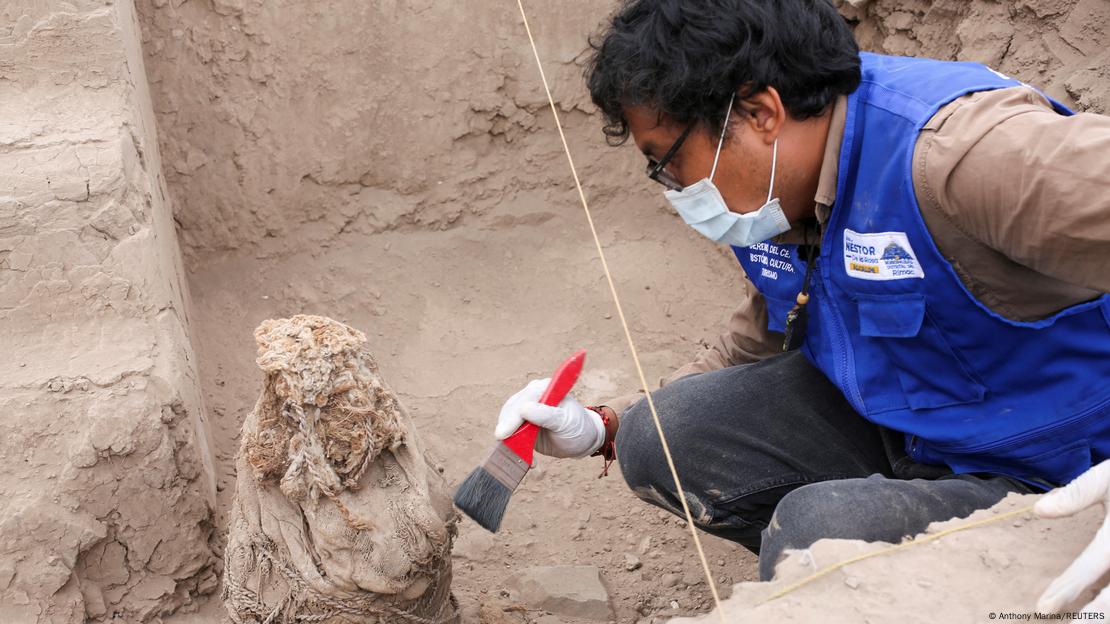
top-left (645, 123), bottom-right (695, 192)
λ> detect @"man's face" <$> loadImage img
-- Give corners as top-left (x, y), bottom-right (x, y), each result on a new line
top-left (625, 104), bottom-right (780, 218)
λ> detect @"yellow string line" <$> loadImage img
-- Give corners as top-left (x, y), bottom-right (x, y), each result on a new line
top-left (758, 504), bottom-right (1038, 606)
top-left (511, 2), bottom-right (726, 621)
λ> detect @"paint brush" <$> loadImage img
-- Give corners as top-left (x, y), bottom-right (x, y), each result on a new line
top-left (453, 349), bottom-right (586, 532)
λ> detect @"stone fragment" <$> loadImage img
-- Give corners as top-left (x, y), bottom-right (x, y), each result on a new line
top-left (212, 0), bottom-right (244, 15)
top-left (624, 554), bottom-right (642, 571)
top-left (508, 565), bottom-right (613, 621)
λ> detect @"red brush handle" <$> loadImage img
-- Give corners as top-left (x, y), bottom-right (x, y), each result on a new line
top-left (502, 349), bottom-right (586, 466)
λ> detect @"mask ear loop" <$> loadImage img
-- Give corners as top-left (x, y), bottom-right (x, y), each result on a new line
top-left (709, 93), bottom-right (735, 181)
top-left (767, 138), bottom-right (778, 203)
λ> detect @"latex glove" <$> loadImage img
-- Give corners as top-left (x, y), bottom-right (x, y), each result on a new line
top-left (494, 378), bottom-right (605, 459)
top-left (1035, 459), bottom-right (1110, 614)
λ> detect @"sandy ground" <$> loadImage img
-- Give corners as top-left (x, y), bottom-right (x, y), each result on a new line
top-left (174, 173), bottom-right (762, 622)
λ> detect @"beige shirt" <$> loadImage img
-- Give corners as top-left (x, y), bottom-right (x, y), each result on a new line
top-left (606, 87), bottom-right (1110, 415)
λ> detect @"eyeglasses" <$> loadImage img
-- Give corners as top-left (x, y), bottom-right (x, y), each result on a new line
top-left (645, 124), bottom-right (694, 192)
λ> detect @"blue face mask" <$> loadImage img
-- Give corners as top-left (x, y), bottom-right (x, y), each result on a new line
top-left (664, 96), bottom-right (791, 248)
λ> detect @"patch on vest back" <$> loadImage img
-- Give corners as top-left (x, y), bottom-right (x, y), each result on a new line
top-left (843, 229), bottom-right (925, 281)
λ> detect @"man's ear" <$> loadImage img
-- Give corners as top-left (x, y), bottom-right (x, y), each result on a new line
top-left (735, 86), bottom-right (786, 145)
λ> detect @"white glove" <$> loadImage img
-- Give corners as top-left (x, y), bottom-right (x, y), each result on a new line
top-left (1035, 459), bottom-right (1110, 614)
top-left (494, 378), bottom-right (606, 459)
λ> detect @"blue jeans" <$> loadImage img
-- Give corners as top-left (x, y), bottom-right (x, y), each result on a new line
top-left (615, 351), bottom-right (1031, 581)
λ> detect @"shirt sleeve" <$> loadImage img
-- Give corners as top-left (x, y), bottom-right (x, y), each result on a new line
top-left (603, 275), bottom-right (782, 416)
top-left (915, 86), bottom-right (1110, 293)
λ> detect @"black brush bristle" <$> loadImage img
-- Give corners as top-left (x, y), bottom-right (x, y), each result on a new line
top-left (453, 466), bottom-right (512, 532)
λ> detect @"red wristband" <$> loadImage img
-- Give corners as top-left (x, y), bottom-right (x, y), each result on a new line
top-left (587, 405), bottom-right (616, 478)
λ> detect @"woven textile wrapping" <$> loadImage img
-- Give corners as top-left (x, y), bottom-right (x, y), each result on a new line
top-left (224, 315), bottom-right (459, 624)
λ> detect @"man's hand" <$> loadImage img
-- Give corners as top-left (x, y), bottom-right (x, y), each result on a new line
top-left (1035, 460), bottom-right (1110, 614)
top-left (495, 378), bottom-right (605, 459)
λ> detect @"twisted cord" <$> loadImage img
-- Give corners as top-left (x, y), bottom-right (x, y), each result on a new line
top-left (511, 2), bottom-right (726, 621)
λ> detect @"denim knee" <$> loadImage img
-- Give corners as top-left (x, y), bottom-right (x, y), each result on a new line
top-left (615, 397), bottom-right (667, 503)
top-left (756, 475), bottom-right (1001, 580)
top-left (758, 481), bottom-right (848, 580)
top-left (614, 396), bottom-right (762, 549)
top-left (614, 396), bottom-right (708, 516)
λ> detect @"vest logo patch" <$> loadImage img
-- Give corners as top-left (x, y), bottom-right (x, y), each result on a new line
top-left (843, 230), bottom-right (924, 281)
top-left (747, 241), bottom-right (796, 281)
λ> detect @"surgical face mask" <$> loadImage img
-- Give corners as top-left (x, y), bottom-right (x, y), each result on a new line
top-left (664, 96), bottom-right (791, 248)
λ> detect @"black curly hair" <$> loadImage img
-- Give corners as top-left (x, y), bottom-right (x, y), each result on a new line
top-left (585, 0), bottom-right (861, 144)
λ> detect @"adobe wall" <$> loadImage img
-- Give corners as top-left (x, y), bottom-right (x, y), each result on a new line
top-left (0, 1), bottom-right (219, 621)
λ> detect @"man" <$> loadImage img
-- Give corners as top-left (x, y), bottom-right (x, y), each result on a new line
top-left (493, 0), bottom-right (1110, 612)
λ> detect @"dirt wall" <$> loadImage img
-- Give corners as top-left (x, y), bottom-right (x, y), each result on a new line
top-left (138, 0), bottom-right (1110, 269)
top-left (0, 1), bottom-right (219, 621)
top-left (135, 0), bottom-right (671, 263)
top-left (837, 0), bottom-right (1109, 114)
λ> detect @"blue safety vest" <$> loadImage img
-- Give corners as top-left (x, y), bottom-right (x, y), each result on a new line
top-left (734, 53), bottom-right (1110, 489)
